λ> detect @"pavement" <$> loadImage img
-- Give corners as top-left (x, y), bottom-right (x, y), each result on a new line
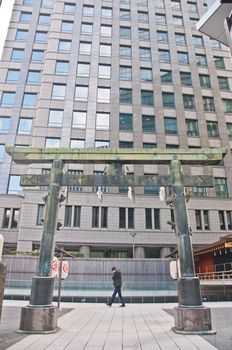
top-left (0, 300), bottom-right (232, 350)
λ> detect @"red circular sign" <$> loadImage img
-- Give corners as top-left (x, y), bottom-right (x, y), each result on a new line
top-left (62, 262), bottom-right (68, 273)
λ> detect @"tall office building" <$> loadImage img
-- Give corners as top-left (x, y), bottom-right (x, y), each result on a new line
top-left (0, 0), bottom-right (232, 259)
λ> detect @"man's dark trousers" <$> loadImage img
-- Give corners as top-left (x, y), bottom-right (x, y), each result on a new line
top-left (109, 286), bottom-right (125, 305)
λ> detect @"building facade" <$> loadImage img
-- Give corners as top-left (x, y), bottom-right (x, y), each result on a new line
top-left (1, 0), bottom-right (232, 258)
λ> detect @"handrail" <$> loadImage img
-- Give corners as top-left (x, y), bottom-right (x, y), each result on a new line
top-left (196, 270), bottom-right (232, 280)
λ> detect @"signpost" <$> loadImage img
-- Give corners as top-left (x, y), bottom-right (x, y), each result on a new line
top-left (6, 146), bottom-right (227, 334)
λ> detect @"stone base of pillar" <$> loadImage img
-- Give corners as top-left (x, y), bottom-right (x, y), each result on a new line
top-left (18, 305), bottom-right (58, 334)
top-left (172, 306), bottom-right (216, 335)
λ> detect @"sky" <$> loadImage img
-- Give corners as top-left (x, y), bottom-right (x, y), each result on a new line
top-left (0, 0), bottom-right (14, 58)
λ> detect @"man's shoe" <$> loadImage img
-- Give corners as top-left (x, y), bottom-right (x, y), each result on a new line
top-left (106, 303), bottom-right (111, 307)
top-left (119, 304), bottom-right (125, 307)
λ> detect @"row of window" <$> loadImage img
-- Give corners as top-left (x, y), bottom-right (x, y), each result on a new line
top-left (0, 113), bottom-right (231, 140)
top-left (6, 65), bottom-right (229, 92)
top-left (3, 206), bottom-right (231, 233)
top-left (5, 174), bottom-right (229, 198)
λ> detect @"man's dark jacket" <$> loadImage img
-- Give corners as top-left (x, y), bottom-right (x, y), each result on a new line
top-left (112, 269), bottom-right (122, 287)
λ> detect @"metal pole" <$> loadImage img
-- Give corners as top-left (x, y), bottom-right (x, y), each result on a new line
top-left (57, 249), bottom-right (63, 310)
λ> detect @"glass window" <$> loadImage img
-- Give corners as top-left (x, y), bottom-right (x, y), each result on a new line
top-left (142, 115), bottom-right (155, 133)
top-left (23, 0), bottom-right (33, 4)
top-left (214, 56), bottom-right (225, 69)
top-left (155, 0), bottom-right (164, 8)
top-left (48, 110), bottom-right (63, 127)
top-left (173, 16), bottom-right (183, 26)
top-left (72, 111), bottom-right (86, 129)
top-left (120, 66), bottom-right (132, 80)
top-left (175, 33), bottom-right (186, 45)
top-left (0, 117), bottom-right (10, 132)
top-left (195, 210), bottom-right (202, 230)
top-left (183, 94), bottom-right (195, 109)
top-left (210, 39), bottom-right (221, 50)
top-left (61, 21), bottom-right (73, 32)
top-left (35, 31), bottom-right (47, 42)
top-left (52, 84), bottom-right (66, 99)
top-left (226, 122), bottom-right (232, 139)
top-left (160, 70), bottom-right (172, 84)
top-left (207, 121), bottom-right (219, 137)
top-left (6, 69), bottom-right (20, 83)
top-left (100, 44), bottom-right (111, 56)
top-left (219, 211), bottom-right (226, 230)
top-left (119, 113), bottom-right (133, 132)
top-left (120, 88), bottom-right (132, 104)
top-left (192, 187), bottom-right (207, 197)
top-left (92, 207), bottom-right (99, 228)
top-left (70, 139), bottom-right (85, 148)
top-left (177, 51), bottom-right (189, 64)
top-left (128, 208), bottom-right (134, 229)
top-left (27, 70), bottom-right (41, 84)
top-left (143, 143), bottom-right (156, 149)
top-left (171, 0), bottom-right (181, 10)
top-left (196, 54), bottom-right (207, 66)
top-left (59, 40), bottom-right (71, 52)
top-left (99, 64), bottom-right (111, 79)
top-left (159, 49), bottom-right (170, 63)
top-left (11, 48), bottom-right (24, 61)
top-left (64, 206), bottom-right (72, 227)
top-left (120, 45), bottom-right (132, 58)
top-left (119, 141), bottom-right (133, 148)
top-left (139, 28), bottom-right (150, 41)
top-left (162, 92), bottom-right (175, 108)
top-left (199, 74), bottom-right (211, 88)
top-left (101, 7), bottom-right (112, 18)
top-left (38, 14), bottom-right (50, 24)
top-left (120, 9), bottom-right (131, 20)
top-left (42, 0), bottom-right (52, 7)
top-left (75, 86), bottom-right (88, 101)
top-left (101, 25), bottom-right (112, 37)
top-left (140, 68), bottom-right (152, 82)
top-left (16, 30), bottom-right (28, 41)
top-left (218, 77), bottom-right (230, 90)
top-left (83, 5), bottom-right (94, 17)
top-left (193, 35), bottom-right (204, 47)
top-left (203, 97), bottom-right (215, 112)
top-left (180, 72), bottom-right (192, 86)
top-left (96, 113), bottom-right (110, 130)
top-left (95, 140), bottom-right (109, 148)
top-left (77, 62), bottom-right (90, 77)
top-left (31, 50), bottom-right (44, 62)
top-left (138, 11), bottom-right (149, 22)
top-left (156, 13), bottom-right (166, 25)
top-left (164, 117), bottom-right (177, 134)
top-left (0, 144), bottom-right (5, 159)
top-left (22, 93), bottom-right (37, 108)
top-left (139, 47), bottom-right (151, 60)
top-left (79, 42), bottom-right (91, 55)
top-left (120, 26), bottom-right (131, 39)
top-left (81, 23), bottom-right (93, 35)
top-left (222, 99), bottom-right (232, 113)
top-left (2, 208), bottom-right (11, 228)
top-left (101, 207), bottom-right (108, 228)
top-left (20, 12), bottom-right (32, 23)
top-left (55, 61), bottom-right (69, 75)
top-left (18, 118), bottom-right (32, 134)
top-left (68, 170), bottom-right (83, 193)
top-left (97, 87), bottom-right (110, 103)
top-left (187, 2), bottom-right (198, 12)
top-left (64, 3), bottom-right (75, 14)
top-left (186, 119), bottom-right (199, 136)
top-left (45, 138), bottom-right (60, 148)
top-left (1, 92), bottom-right (15, 107)
top-left (141, 90), bottom-right (154, 106)
top-left (36, 205), bottom-right (46, 227)
top-left (157, 31), bottom-right (168, 42)
top-left (214, 178), bottom-right (228, 198)
top-left (8, 175), bottom-right (22, 195)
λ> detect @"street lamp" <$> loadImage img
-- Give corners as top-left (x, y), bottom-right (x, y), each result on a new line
top-left (129, 232), bottom-right (137, 258)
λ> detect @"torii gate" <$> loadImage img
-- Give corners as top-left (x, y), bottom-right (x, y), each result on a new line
top-left (6, 146), bottom-right (226, 334)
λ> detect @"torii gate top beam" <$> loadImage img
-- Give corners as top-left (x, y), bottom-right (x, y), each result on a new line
top-left (5, 146), bottom-right (227, 165)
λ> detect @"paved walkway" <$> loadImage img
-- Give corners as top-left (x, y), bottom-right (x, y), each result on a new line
top-left (1, 301), bottom-right (232, 350)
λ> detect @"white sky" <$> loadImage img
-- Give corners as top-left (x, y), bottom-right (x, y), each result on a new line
top-left (0, 0), bottom-right (15, 58)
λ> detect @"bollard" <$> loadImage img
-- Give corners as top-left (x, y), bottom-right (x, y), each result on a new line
top-left (0, 262), bottom-right (7, 322)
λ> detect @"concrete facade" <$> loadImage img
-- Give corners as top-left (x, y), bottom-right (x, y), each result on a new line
top-left (1, 0), bottom-right (232, 258)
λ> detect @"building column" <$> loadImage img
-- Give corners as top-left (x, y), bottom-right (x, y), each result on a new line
top-left (160, 247), bottom-right (172, 258)
top-left (135, 246), bottom-right (145, 258)
top-left (79, 246), bottom-right (90, 258)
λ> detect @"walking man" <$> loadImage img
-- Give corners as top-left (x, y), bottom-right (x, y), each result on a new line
top-left (107, 266), bottom-right (125, 307)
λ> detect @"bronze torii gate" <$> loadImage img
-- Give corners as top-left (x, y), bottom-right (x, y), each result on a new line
top-left (6, 146), bottom-right (227, 334)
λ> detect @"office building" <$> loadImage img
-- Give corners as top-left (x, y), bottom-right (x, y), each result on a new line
top-left (1, 0), bottom-right (232, 258)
